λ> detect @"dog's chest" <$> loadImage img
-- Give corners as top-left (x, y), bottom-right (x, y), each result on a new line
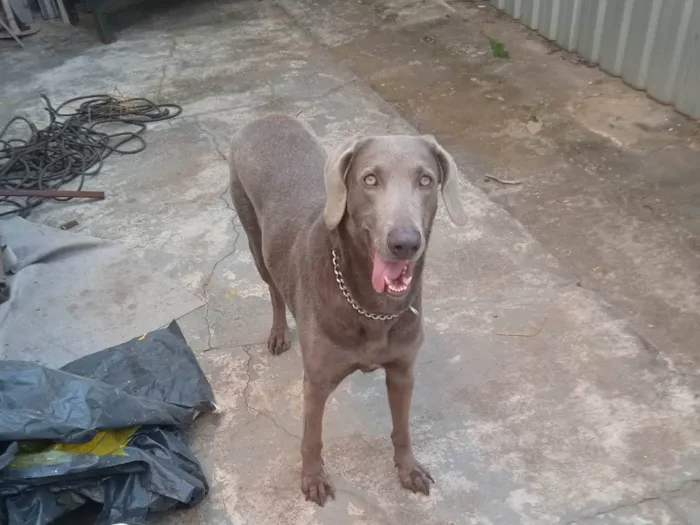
top-left (353, 323), bottom-right (417, 373)
top-left (356, 336), bottom-right (387, 372)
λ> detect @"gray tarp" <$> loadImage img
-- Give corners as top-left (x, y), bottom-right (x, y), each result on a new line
top-left (0, 217), bottom-right (203, 366)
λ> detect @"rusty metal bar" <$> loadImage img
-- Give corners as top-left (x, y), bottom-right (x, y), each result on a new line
top-left (0, 189), bottom-right (105, 199)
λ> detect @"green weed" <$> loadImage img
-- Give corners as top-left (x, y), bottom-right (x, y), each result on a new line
top-left (489, 38), bottom-right (510, 59)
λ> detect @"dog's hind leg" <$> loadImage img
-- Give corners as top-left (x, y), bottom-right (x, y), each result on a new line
top-left (230, 167), bottom-right (291, 355)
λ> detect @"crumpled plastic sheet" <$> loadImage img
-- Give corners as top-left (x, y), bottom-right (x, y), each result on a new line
top-left (0, 321), bottom-right (216, 525)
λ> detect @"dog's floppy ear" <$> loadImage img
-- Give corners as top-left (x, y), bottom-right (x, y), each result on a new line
top-left (323, 136), bottom-right (369, 230)
top-left (421, 135), bottom-right (467, 226)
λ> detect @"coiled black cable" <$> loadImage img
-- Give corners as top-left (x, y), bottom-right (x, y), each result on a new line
top-left (0, 94), bottom-right (182, 218)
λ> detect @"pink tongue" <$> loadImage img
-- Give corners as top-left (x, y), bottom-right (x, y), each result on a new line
top-left (371, 252), bottom-right (405, 293)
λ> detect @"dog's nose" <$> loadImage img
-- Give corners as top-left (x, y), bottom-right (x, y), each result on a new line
top-left (387, 227), bottom-right (422, 259)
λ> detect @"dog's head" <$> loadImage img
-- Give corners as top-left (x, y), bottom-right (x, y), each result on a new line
top-left (323, 134), bottom-right (466, 298)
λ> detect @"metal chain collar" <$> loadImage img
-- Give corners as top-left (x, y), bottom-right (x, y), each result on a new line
top-left (331, 249), bottom-right (416, 322)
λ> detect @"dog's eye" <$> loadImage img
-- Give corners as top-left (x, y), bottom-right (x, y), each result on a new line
top-left (363, 174), bottom-right (378, 186)
top-left (419, 174), bottom-right (433, 187)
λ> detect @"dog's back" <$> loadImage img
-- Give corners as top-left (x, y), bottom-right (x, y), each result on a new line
top-left (230, 114), bottom-right (326, 232)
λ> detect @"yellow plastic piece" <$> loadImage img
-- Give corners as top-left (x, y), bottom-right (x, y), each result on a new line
top-left (8, 427), bottom-right (139, 469)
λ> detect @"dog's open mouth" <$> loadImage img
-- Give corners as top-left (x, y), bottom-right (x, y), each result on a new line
top-left (371, 252), bottom-right (414, 297)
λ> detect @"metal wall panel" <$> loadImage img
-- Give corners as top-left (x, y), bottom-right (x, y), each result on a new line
top-left (521, 0), bottom-right (540, 29)
top-left (556, 0), bottom-right (581, 52)
top-left (491, 0), bottom-right (700, 118)
top-left (674, 0), bottom-right (700, 117)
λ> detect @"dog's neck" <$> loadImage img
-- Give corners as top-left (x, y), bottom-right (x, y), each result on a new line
top-left (326, 220), bottom-right (425, 318)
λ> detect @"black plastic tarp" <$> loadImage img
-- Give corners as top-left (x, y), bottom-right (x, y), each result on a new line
top-left (0, 321), bottom-right (216, 525)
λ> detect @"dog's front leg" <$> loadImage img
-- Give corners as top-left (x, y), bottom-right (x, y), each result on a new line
top-left (385, 361), bottom-right (434, 495)
top-left (301, 374), bottom-right (336, 506)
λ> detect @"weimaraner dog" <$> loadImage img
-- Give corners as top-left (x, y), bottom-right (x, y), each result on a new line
top-left (229, 115), bottom-right (466, 506)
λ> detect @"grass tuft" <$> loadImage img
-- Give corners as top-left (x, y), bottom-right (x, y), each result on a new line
top-left (489, 38), bottom-right (510, 59)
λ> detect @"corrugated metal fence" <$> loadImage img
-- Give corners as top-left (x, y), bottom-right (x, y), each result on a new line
top-left (490, 0), bottom-right (700, 119)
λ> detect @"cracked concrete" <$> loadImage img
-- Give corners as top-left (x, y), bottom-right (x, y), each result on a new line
top-left (2, 0), bottom-right (700, 523)
top-left (241, 344), bottom-right (302, 440)
top-left (200, 190), bottom-right (241, 352)
top-left (566, 480), bottom-right (700, 524)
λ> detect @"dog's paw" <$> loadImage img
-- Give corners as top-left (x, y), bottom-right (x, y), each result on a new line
top-left (397, 461), bottom-right (434, 495)
top-left (267, 326), bottom-right (291, 355)
top-left (301, 468), bottom-right (335, 506)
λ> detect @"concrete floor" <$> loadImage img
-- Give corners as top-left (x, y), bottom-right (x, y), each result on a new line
top-left (2, 0), bottom-right (700, 523)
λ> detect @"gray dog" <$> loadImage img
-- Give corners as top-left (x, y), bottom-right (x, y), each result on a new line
top-left (229, 115), bottom-right (466, 506)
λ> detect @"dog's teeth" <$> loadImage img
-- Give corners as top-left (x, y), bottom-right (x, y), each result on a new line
top-left (385, 278), bottom-right (411, 294)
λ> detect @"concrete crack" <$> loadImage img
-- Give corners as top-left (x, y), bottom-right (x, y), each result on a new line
top-left (633, 328), bottom-right (700, 380)
top-left (201, 194), bottom-right (240, 351)
top-left (175, 303), bottom-right (206, 322)
top-left (296, 78), bottom-right (358, 118)
top-left (196, 117), bottom-right (228, 161)
top-left (219, 186), bottom-right (234, 211)
top-left (294, 78), bottom-right (358, 117)
top-left (564, 479), bottom-right (700, 524)
top-left (319, 78), bottom-right (358, 99)
top-left (202, 247), bottom-right (235, 351)
top-left (156, 36), bottom-right (178, 103)
top-left (241, 345), bottom-right (301, 440)
top-left (574, 281), bottom-right (700, 380)
top-left (182, 96), bottom-right (287, 120)
top-left (568, 496), bottom-right (662, 523)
